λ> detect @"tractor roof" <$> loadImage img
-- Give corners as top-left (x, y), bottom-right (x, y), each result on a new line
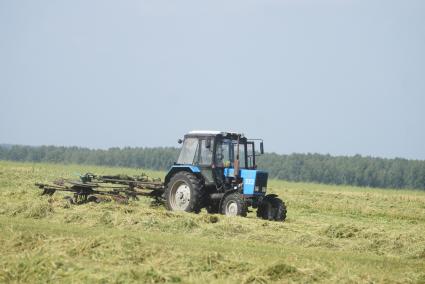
top-left (187, 130), bottom-right (244, 138)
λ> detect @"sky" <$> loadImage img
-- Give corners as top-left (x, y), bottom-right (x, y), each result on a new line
top-left (0, 0), bottom-right (424, 159)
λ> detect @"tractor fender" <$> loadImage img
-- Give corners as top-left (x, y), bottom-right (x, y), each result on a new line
top-left (164, 165), bottom-right (202, 186)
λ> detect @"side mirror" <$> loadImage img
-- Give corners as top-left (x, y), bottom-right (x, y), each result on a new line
top-left (206, 139), bottom-right (211, 149)
top-left (178, 139), bottom-right (183, 144)
top-left (260, 142), bottom-right (264, 154)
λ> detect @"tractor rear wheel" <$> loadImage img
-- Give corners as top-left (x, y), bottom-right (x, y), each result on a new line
top-left (165, 172), bottom-right (204, 213)
top-left (257, 195), bottom-right (287, 222)
top-left (221, 193), bottom-right (247, 217)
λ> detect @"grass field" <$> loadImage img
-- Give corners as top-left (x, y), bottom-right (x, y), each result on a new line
top-left (0, 161), bottom-right (425, 283)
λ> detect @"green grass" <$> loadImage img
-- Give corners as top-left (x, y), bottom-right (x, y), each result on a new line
top-left (0, 160), bottom-right (425, 283)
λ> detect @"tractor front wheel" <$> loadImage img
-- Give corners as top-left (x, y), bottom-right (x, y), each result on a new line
top-left (257, 195), bottom-right (287, 222)
top-left (221, 193), bottom-right (247, 217)
top-left (271, 197), bottom-right (287, 221)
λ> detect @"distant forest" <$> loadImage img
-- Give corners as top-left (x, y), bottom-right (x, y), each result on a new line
top-left (1, 145), bottom-right (424, 190)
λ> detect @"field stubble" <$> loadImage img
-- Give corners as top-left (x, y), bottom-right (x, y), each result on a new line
top-left (0, 161), bottom-right (424, 283)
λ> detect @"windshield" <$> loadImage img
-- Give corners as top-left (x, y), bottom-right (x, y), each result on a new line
top-left (246, 142), bottom-right (255, 168)
top-left (233, 141), bottom-right (246, 168)
top-left (215, 139), bottom-right (249, 168)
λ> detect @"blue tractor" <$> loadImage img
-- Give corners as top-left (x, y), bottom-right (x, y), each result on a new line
top-left (163, 131), bottom-right (286, 221)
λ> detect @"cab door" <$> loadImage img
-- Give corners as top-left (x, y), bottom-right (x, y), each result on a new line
top-left (197, 138), bottom-right (215, 185)
top-left (213, 139), bottom-right (233, 187)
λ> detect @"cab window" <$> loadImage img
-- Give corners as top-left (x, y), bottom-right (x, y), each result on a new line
top-left (216, 139), bottom-right (232, 167)
top-left (199, 139), bottom-right (213, 165)
top-left (177, 138), bottom-right (199, 164)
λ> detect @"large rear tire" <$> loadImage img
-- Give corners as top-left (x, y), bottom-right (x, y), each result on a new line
top-left (164, 172), bottom-right (204, 213)
top-left (221, 193), bottom-right (247, 217)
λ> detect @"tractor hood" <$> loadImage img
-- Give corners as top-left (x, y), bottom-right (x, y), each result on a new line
top-left (224, 168), bottom-right (268, 195)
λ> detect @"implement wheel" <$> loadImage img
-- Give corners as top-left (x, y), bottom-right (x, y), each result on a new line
top-left (165, 172), bottom-right (204, 213)
top-left (221, 193), bottom-right (247, 217)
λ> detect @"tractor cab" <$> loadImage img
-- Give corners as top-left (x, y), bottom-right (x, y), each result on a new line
top-left (171, 131), bottom-right (265, 190)
top-left (176, 131), bottom-right (259, 170)
top-left (163, 130), bottom-right (286, 221)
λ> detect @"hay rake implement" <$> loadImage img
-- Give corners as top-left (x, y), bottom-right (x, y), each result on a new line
top-left (35, 173), bottom-right (165, 204)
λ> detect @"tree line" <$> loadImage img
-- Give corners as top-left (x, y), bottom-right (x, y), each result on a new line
top-left (259, 153), bottom-right (425, 189)
top-left (0, 145), bottom-right (178, 171)
top-left (0, 144), bottom-right (424, 190)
